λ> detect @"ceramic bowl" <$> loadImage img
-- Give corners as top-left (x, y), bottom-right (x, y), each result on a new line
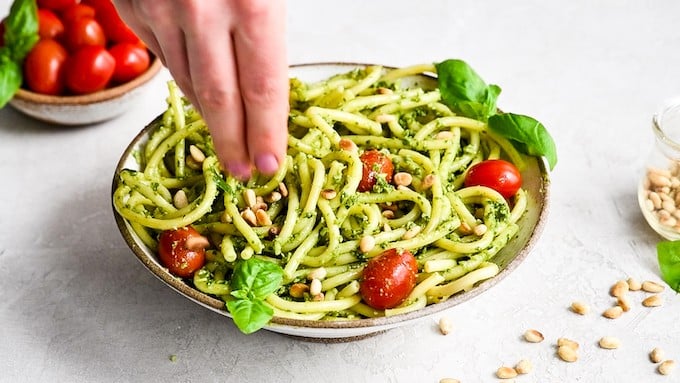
top-left (112, 63), bottom-right (551, 341)
top-left (9, 57), bottom-right (162, 125)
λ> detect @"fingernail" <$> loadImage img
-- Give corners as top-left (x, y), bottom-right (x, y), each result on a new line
top-left (255, 153), bottom-right (280, 175)
top-left (227, 162), bottom-right (252, 180)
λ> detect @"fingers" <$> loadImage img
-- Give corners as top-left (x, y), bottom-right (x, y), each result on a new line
top-left (232, 0), bottom-right (289, 176)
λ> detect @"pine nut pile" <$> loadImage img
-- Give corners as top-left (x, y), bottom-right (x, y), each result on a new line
top-left (437, 277), bottom-right (674, 382)
top-left (641, 165), bottom-right (680, 233)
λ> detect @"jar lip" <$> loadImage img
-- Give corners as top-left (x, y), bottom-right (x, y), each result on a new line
top-left (653, 99), bottom-right (680, 152)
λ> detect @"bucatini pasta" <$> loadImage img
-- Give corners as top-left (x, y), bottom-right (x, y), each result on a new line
top-left (113, 63), bottom-right (529, 320)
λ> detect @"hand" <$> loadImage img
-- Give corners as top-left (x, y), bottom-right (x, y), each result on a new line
top-left (113, 0), bottom-right (289, 179)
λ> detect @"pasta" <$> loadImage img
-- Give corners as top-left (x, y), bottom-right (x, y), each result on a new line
top-left (113, 63), bottom-right (529, 321)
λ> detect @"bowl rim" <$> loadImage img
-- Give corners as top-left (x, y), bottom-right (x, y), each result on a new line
top-left (13, 57), bottom-right (163, 105)
top-left (112, 62), bottom-right (551, 332)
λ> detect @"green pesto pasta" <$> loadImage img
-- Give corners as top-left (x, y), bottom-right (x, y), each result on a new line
top-left (113, 64), bottom-right (530, 320)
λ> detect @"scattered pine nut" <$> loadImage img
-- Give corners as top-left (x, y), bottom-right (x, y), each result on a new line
top-left (422, 174), bottom-right (436, 189)
top-left (557, 337), bottom-right (580, 350)
top-left (515, 359), bottom-right (533, 374)
top-left (570, 301), bottom-right (589, 315)
top-left (658, 360), bottom-right (676, 376)
top-left (289, 283), bottom-right (309, 298)
top-left (435, 130), bottom-right (455, 140)
top-left (496, 367), bottom-right (518, 379)
top-left (627, 277), bottom-right (642, 291)
top-left (557, 345), bottom-right (578, 362)
top-left (173, 189), bottom-right (189, 209)
top-left (523, 329), bottom-right (544, 343)
top-left (188, 144), bottom-right (206, 163)
top-left (393, 172), bottom-right (413, 187)
top-left (602, 306), bottom-right (623, 319)
top-left (278, 182), bottom-right (289, 197)
top-left (642, 281), bottom-right (665, 293)
top-left (598, 336), bottom-right (621, 350)
top-left (381, 210), bottom-right (395, 219)
top-left (321, 189), bottom-right (337, 200)
top-left (309, 278), bottom-right (322, 296)
top-left (617, 295), bottom-right (632, 312)
top-left (338, 138), bottom-right (358, 152)
top-left (185, 235), bottom-right (210, 251)
top-left (266, 191), bottom-right (282, 203)
top-left (359, 235), bottom-right (376, 253)
top-left (610, 280), bottom-right (629, 297)
top-left (642, 294), bottom-right (663, 307)
top-left (473, 224), bottom-right (488, 236)
top-left (651, 348), bottom-right (665, 364)
top-left (243, 188), bottom-right (257, 209)
top-left (311, 292), bottom-right (325, 301)
top-left (438, 379), bottom-right (460, 383)
top-left (402, 225), bottom-right (422, 240)
top-left (307, 267), bottom-right (327, 281)
top-left (255, 209), bottom-right (272, 226)
top-left (438, 317), bottom-right (453, 335)
top-left (240, 208), bottom-right (257, 226)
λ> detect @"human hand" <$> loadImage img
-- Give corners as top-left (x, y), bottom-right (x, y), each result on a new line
top-left (113, 0), bottom-right (289, 180)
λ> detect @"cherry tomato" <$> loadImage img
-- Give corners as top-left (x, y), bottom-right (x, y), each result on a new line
top-left (464, 159), bottom-right (522, 199)
top-left (360, 248), bottom-right (417, 310)
top-left (358, 150), bottom-right (394, 192)
top-left (158, 226), bottom-right (207, 278)
top-left (60, 4), bottom-right (96, 25)
top-left (64, 45), bottom-right (115, 94)
top-left (38, 9), bottom-right (64, 40)
top-left (63, 17), bottom-right (106, 52)
top-left (37, 0), bottom-right (78, 12)
top-left (83, 0), bottom-right (140, 43)
top-left (23, 39), bottom-right (68, 95)
top-left (108, 42), bottom-right (150, 83)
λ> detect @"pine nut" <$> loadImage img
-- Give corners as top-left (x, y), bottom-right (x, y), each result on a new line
top-left (438, 379), bottom-right (460, 383)
top-left (435, 131), bottom-right (455, 140)
top-left (570, 301), bottom-right (589, 315)
top-left (602, 306), bottom-right (623, 319)
top-left (660, 216), bottom-right (678, 227)
top-left (359, 235), bottom-right (376, 253)
top-left (309, 278), bottom-right (322, 296)
top-left (375, 114), bottom-right (396, 123)
top-left (627, 277), bottom-right (642, 291)
top-left (610, 280), bottom-right (629, 297)
top-left (422, 174), bottom-right (436, 189)
top-left (598, 336), bottom-right (621, 349)
top-left (649, 192), bottom-right (663, 209)
top-left (402, 225), bottom-right (421, 240)
top-left (253, 202), bottom-right (268, 212)
top-left (321, 189), bottom-right (337, 200)
top-left (438, 317), bottom-right (453, 335)
top-left (382, 210), bottom-right (395, 219)
top-left (662, 200), bottom-right (677, 213)
top-left (240, 208), bottom-right (257, 226)
top-left (393, 172), bottom-right (413, 187)
top-left (642, 294), bottom-right (663, 307)
top-left (523, 329), bottom-right (544, 343)
top-left (311, 292), bottom-right (325, 301)
top-left (515, 359), bottom-right (533, 374)
top-left (173, 189), bottom-right (189, 209)
top-left (642, 280), bottom-right (665, 293)
top-left (185, 155), bottom-right (201, 170)
top-left (376, 87), bottom-right (393, 95)
top-left (188, 144), bottom-right (206, 163)
top-left (307, 267), bottom-right (327, 280)
top-left (617, 295), bottom-right (632, 312)
top-left (658, 360), bottom-right (676, 375)
top-left (289, 283), bottom-right (309, 298)
top-left (255, 209), bottom-right (272, 226)
top-left (220, 210), bottom-right (233, 223)
top-left (268, 225), bottom-right (281, 236)
top-left (243, 188), bottom-right (257, 209)
top-left (649, 167), bottom-right (672, 178)
top-left (458, 222), bottom-right (472, 235)
top-left (649, 173), bottom-right (672, 187)
top-left (473, 224), bottom-right (488, 236)
top-left (557, 337), bottom-right (580, 350)
top-left (339, 138), bottom-right (358, 152)
top-left (557, 345), bottom-right (578, 362)
top-left (185, 235), bottom-right (210, 251)
top-left (650, 347), bottom-right (665, 363)
top-left (278, 182), bottom-right (289, 197)
top-left (266, 191), bottom-right (282, 203)
top-left (496, 367), bottom-right (518, 379)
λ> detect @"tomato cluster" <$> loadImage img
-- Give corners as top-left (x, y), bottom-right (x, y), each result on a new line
top-left (22, 0), bottom-right (150, 95)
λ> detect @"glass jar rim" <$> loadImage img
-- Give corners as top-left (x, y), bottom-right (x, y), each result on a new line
top-left (653, 98), bottom-right (680, 152)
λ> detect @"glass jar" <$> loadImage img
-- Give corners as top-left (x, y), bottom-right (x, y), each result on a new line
top-left (639, 98), bottom-right (680, 240)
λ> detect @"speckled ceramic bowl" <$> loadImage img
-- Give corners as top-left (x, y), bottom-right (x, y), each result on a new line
top-left (112, 63), bottom-right (551, 341)
top-left (9, 57), bottom-right (162, 125)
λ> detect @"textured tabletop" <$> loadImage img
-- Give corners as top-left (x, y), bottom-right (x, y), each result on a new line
top-left (2, 1), bottom-right (679, 382)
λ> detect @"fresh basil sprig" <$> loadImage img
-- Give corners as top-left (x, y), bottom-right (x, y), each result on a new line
top-left (656, 240), bottom-right (680, 292)
top-left (226, 257), bottom-right (284, 334)
top-left (435, 59), bottom-right (557, 170)
top-left (0, 0), bottom-right (39, 108)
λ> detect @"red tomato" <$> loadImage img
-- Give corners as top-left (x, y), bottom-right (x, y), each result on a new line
top-left (37, 0), bottom-right (78, 12)
top-left (360, 248), bottom-right (417, 310)
top-left (358, 150), bottom-right (394, 192)
top-left (83, 0), bottom-right (140, 43)
top-left (23, 39), bottom-right (68, 95)
top-left (38, 9), bottom-right (65, 40)
top-left (108, 42), bottom-right (150, 83)
top-left (464, 159), bottom-right (522, 199)
top-left (64, 45), bottom-right (115, 94)
top-left (60, 4), bottom-right (96, 25)
top-left (158, 226), bottom-right (208, 278)
top-left (63, 17), bottom-right (106, 52)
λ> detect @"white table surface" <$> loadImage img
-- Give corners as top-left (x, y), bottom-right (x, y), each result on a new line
top-left (2, 1), bottom-right (680, 382)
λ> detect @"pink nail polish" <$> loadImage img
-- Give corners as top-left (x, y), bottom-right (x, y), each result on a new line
top-left (255, 154), bottom-right (279, 175)
top-left (228, 162), bottom-right (252, 180)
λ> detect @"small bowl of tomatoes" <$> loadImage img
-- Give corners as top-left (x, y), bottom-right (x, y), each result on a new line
top-left (6, 0), bottom-right (162, 125)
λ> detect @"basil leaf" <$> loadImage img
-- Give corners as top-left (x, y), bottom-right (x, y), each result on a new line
top-left (226, 299), bottom-right (274, 335)
top-left (488, 113), bottom-right (558, 170)
top-left (435, 59), bottom-right (501, 121)
top-left (0, 56), bottom-right (22, 107)
top-left (230, 257), bottom-right (283, 300)
top-left (4, 0), bottom-right (39, 61)
top-left (657, 240), bottom-right (680, 292)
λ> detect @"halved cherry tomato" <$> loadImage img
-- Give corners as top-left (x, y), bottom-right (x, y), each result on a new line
top-left (63, 17), bottom-right (106, 52)
top-left (60, 4), bottom-right (96, 25)
top-left (464, 159), bottom-right (522, 199)
top-left (360, 248), bottom-right (417, 310)
top-left (23, 39), bottom-right (68, 95)
top-left (158, 226), bottom-right (207, 278)
top-left (358, 149), bottom-right (394, 192)
top-left (37, 0), bottom-right (78, 12)
top-left (83, 0), bottom-right (140, 43)
top-left (38, 9), bottom-right (64, 40)
top-left (64, 45), bottom-right (115, 94)
top-left (108, 42), bottom-right (149, 83)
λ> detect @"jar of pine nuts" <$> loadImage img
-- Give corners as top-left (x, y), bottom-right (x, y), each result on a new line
top-left (639, 98), bottom-right (680, 239)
